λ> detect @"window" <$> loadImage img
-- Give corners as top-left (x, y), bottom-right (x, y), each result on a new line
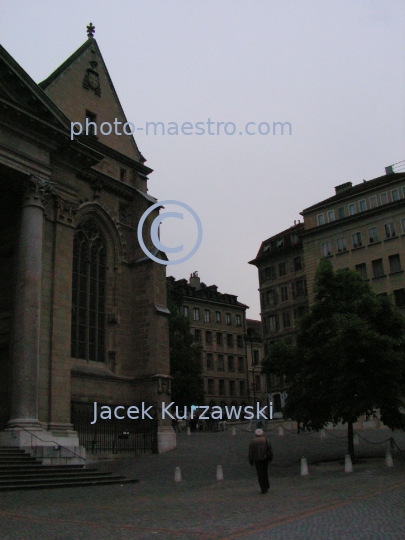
top-left (194, 329), bottom-right (202, 343)
top-left (394, 289), bottom-right (405, 307)
top-left (266, 289), bottom-right (277, 306)
top-left (372, 259), bottom-right (384, 278)
top-left (219, 380), bottom-right (225, 395)
top-left (193, 308), bottom-right (200, 321)
top-left (237, 335), bottom-right (244, 348)
top-left (71, 219), bottom-right (106, 362)
top-left (321, 242), bottom-right (332, 257)
top-left (217, 354), bottom-right (224, 371)
top-left (348, 203), bottom-right (356, 215)
top-left (85, 110), bottom-right (97, 136)
top-left (369, 196), bottom-right (377, 209)
top-left (281, 286), bottom-right (288, 302)
top-left (317, 214), bottom-right (325, 226)
top-left (336, 237), bottom-right (347, 253)
top-left (235, 314), bottom-right (242, 327)
top-left (183, 306), bottom-right (189, 317)
top-left (380, 192), bottom-right (388, 205)
top-left (293, 256), bottom-right (302, 271)
top-left (238, 357), bottom-right (245, 372)
top-left (253, 350), bottom-right (259, 366)
top-left (368, 227), bottom-right (379, 243)
top-left (292, 279), bottom-right (306, 298)
top-left (402, 218), bottom-right (405, 234)
top-left (264, 266), bottom-right (276, 281)
top-left (206, 331), bottom-right (212, 345)
top-left (291, 233), bottom-right (299, 244)
top-left (392, 189), bottom-right (399, 202)
top-left (227, 334), bottom-right (233, 347)
top-left (239, 380), bottom-right (246, 397)
top-left (229, 380), bottom-right (235, 397)
top-left (278, 261), bottom-right (286, 276)
top-left (355, 263), bottom-right (367, 279)
top-left (359, 200), bottom-right (367, 212)
top-left (225, 313), bottom-right (231, 325)
top-left (338, 206), bottom-right (345, 219)
top-left (207, 353), bottom-right (214, 370)
top-left (228, 356), bottom-right (234, 371)
top-left (254, 375), bottom-right (261, 392)
top-left (327, 210), bottom-right (335, 222)
top-left (389, 254), bottom-right (402, 273)
top-left (204, 309), bottom-right (210, 323)
top-left (268, 315), bottom-right (278, 332)
top-left (385, 222), bottom-right (396, 238)
top-left (119, 168), bottom-right (127, 183)
top-left (207, 379), bottom-right (215, 395)
top-left (352, 232), bottom-right (362, 248)
top-left (216, 333), bottom-right (223, 345)
top-left (282, 311), bottom-right (291, 328)
top-left (215, 311), bottom-right (221, 323)
top-left (274, 394), bottom-right (282, 413)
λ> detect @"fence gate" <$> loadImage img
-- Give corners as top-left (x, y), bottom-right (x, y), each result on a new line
top-left (71, 403), bottom-right (158, 455)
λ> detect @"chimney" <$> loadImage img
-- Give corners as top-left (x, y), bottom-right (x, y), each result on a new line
top-left (385, 165), bottom-right (394, 175)
top-left (334, 182), bottom-right (352, 194)
top-left (189, 271), bottom-right (201, 290)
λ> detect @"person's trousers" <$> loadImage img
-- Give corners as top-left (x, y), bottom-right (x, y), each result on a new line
top-left (255, 459), bottom-right (270, 492)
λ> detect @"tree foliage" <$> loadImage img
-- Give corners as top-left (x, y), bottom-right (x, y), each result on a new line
top-left (262, 259), bottom-right (405, 456)
top-left (167, 289), bottom-right (205, 408)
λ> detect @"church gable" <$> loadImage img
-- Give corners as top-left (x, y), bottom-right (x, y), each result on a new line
top-left (39, 32), bottom-right (142, 161)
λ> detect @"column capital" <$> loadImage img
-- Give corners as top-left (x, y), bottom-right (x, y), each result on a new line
top-left (54, 195), bottom-right (79, 226)
top-left (22, 175), bottom-right (54, 209)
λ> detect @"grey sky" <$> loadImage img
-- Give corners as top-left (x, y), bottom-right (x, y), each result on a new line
top-left (1, 1), bottom-right (404, 318)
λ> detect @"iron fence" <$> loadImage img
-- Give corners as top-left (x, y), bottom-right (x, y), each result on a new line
top-left (71, 403), bottom-right (158, 455)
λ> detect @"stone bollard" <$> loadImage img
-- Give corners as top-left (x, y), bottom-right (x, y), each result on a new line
top-left (187, 426), bottom-right (191, 436)
top-left (345, 454), bottom-right (353, 473)
top-left (231, 425), bottom-right (236, 436)
top-left (385, 450), bottom-right (394, 468)
top-left (300, 457), bottom-right (309, 476)
top-left (278, 426), bottom-right (284, 436)
top-left (320, 429), bottom-right (326, 439)
top-left (353, 434), bottom-right (359, 446)
top-left (174, 467), bottom-right (182, 482)
top-left (216, 465), bottom-right (224, 481)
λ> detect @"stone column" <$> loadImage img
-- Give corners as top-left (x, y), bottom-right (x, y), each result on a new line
top-left (7, 175), bottom-right (52, 429)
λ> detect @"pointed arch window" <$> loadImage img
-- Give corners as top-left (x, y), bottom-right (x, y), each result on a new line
top-left (71, 219), bottom-right (106, 362)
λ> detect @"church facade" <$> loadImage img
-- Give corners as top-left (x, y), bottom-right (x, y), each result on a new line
top-left (0, 27), bottom-right (175, 461)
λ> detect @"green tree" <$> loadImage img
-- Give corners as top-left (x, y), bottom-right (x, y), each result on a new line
top-left (262, 259), bottom-right (405, 458)
top-left (167, 289), bottom-right (205, 408)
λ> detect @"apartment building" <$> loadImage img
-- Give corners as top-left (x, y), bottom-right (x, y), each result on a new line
top-left (249, 222), bottom-right (309, 414)
top-left (167, 273), bottom-right (267, 409)
top-left (301, 170), bottom-right (405, 308)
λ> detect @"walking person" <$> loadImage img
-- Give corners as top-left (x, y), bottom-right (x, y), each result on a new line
top-left (249, 428), bottom-right (273, 494)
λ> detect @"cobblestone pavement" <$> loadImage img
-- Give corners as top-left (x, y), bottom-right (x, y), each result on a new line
top-left (1, 427), bottom-right (405, 539)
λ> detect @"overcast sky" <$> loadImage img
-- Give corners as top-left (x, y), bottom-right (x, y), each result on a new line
top-left (2, 1), bottom-right (404, 319)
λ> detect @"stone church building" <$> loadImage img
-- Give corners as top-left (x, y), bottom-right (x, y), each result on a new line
top-left (0, 26), bottom-right (175, 461)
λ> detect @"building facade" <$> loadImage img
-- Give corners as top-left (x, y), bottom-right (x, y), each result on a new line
top-left (249, 222), bottom-right (309, 415)
top-left (0, 30), bottom-right (174, 461)
top-left (167, 273), bottom-right (267, 412)
top-left (251, 168), bottom-right (405, 417)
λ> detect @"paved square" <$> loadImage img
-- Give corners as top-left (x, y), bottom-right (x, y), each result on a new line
top-left (1, 427), bottom-right (405, 539)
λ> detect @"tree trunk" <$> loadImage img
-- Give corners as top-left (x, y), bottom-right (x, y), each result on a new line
top-left (348, 419), bottom-right (354, 459)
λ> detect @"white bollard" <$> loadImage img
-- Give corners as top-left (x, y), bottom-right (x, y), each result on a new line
top-left (353, 434), bottom-right (359, 446)
top-left (174, 466), bottom-right (182, 482)
top-left (345, 454), bottom-right (353, 473)
top-left (187, 426), bottom-right (191, 435)
top-left (300, 457), bottom-right (309, 476)
top-left (216, 465), bottom-right (224, 481)
top-left (385, 450), bottom-right (394, 468)
top-left (278, 426), bottom-right (284, 436)
top-left (320, 429), bottom-right (326, 439)
top-left (231, 425), bottom-right (236, 436)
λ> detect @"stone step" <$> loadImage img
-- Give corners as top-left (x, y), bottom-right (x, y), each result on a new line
top-left (0, 473), bottom-right (121, 487)
top-left (0, 477), bottom-right (139, 492)
top-left (0, 457), bottom-right (40, 463)
top-left (0, 464), bottom-right (84, 472)
top-left (0, 469), bottom-right (104, 479)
